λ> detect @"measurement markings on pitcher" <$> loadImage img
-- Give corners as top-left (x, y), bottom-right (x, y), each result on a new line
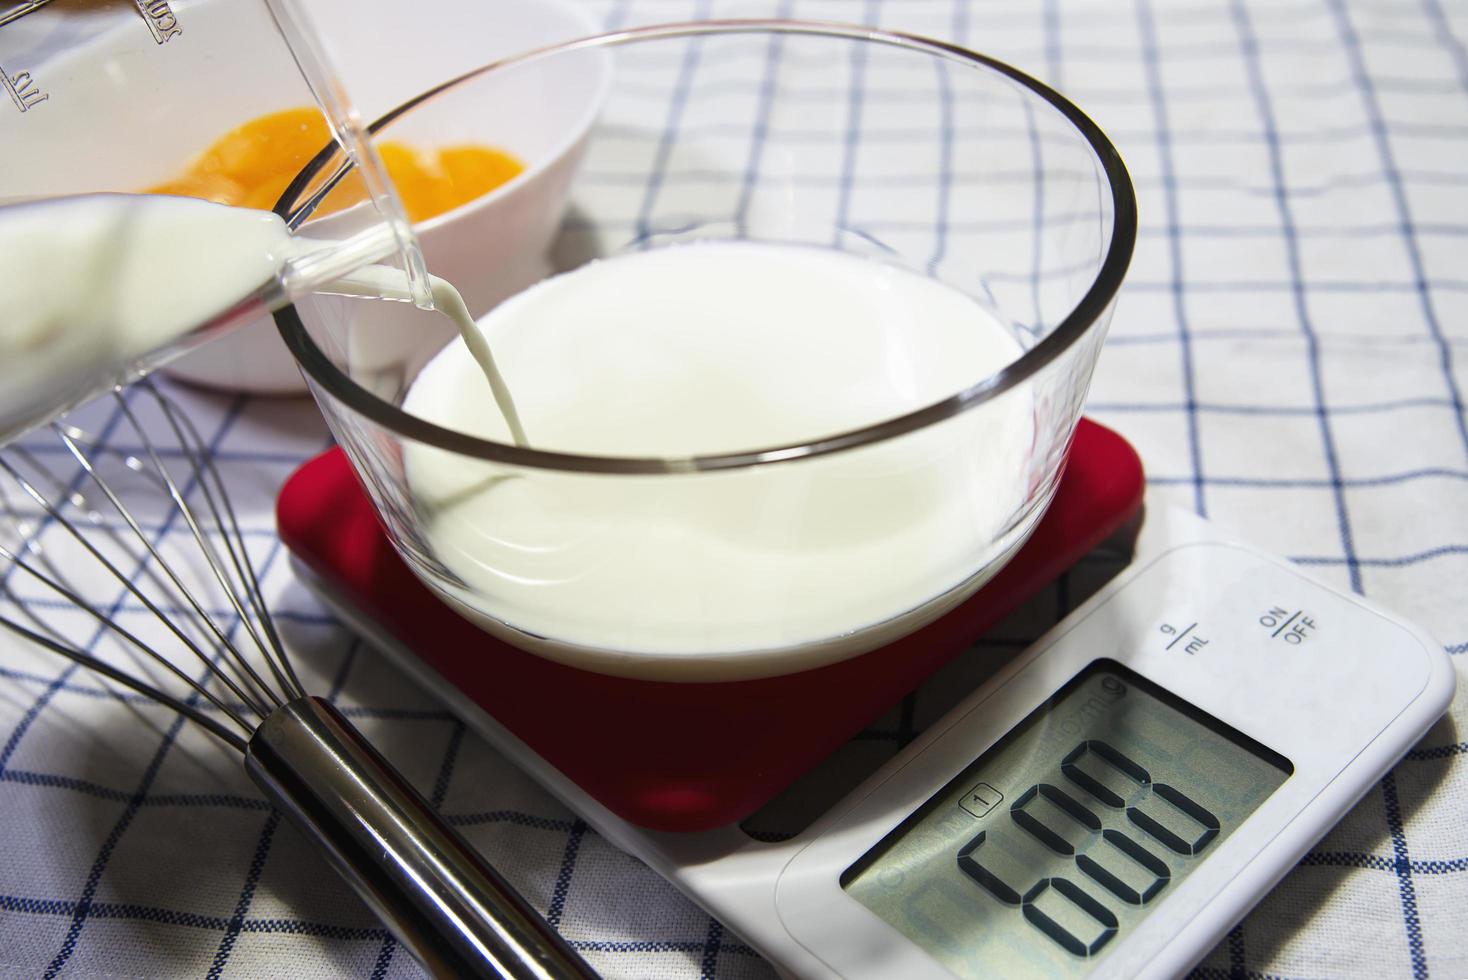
top-left (1, 0), bottom-right (53, 114)
top-left (0, 61), bottom-right (46, 113)
top-left (132, 0), bottom-right (181, 43)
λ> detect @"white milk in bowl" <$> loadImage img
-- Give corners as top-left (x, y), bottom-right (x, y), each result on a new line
top-left (400, 241), bottom-right (1038, 681)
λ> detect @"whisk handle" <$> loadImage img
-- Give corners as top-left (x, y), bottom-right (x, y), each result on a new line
top-left (245, 696), bottom-right (599, 980)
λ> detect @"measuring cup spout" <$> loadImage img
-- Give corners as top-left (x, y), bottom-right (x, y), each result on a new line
top-left (261, 0), bottom-right (432, 310)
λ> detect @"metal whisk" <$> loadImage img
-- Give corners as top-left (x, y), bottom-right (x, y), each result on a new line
top-left (0, 382), bottom-right (598, 980)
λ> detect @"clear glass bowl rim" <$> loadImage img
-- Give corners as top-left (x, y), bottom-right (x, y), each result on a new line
top-left (273, 19), bottom-right (1138, 475)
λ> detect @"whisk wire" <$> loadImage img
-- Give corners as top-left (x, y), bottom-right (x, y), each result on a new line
top-left (122, 394), bottom-right (284, 682)
top-left (0, 539), bottom-right (257, 736)
top-left (147, 390), bottom-right (306, 700)
top-left (0, 451), bottom-right (276, 720)
top-left (0, 612), bottom-right (249, 751)
top-left (55, 418), bottom-right (286, 714)
top-left (0, 383), bottom-right (600, 978)
top-left (16, 435), bottom-right (264, 681)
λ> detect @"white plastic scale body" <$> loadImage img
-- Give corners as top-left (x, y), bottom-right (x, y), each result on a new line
top-left (302, 497), bottom-right (1456, 979)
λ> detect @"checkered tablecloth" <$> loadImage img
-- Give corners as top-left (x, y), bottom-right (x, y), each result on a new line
top-left (2, 0), bottom-right (1465, 976)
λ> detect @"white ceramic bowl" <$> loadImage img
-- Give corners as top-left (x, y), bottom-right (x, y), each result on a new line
top-left (163, 0), bottom-right (606, 394)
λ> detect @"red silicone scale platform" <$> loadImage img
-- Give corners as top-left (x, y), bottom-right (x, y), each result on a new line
top-left (277, 418), bottom-right (1144, 832)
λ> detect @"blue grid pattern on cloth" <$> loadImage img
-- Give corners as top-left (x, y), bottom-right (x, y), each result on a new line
top-left (0, 0), bottom-right (1465, 977)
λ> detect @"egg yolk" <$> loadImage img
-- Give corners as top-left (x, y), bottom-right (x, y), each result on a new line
top-left (147, 107), bottom-right (524, 223)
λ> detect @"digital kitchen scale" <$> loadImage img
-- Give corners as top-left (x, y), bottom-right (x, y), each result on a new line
top-left (277, 420), bottom-right (1455, 978)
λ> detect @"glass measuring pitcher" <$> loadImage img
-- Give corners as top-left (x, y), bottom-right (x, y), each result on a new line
top-left (0, 0), bottom-right (429, 442)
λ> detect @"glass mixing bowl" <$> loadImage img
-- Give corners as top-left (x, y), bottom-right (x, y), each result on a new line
top-left (274, 21), bottom-right (1136, 682)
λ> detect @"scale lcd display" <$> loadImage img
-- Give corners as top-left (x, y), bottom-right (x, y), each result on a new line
top-left (841, 660), bottom-right (1292, 979)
